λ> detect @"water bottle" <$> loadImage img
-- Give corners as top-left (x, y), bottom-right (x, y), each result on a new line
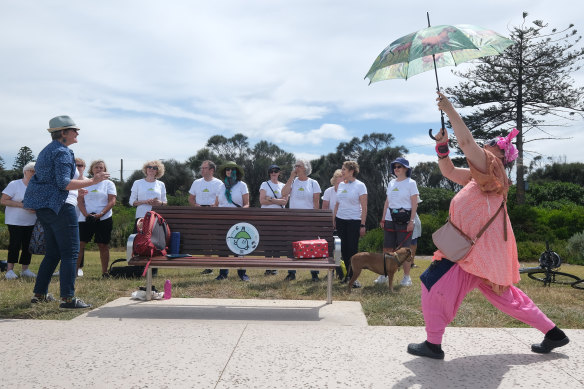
top-left (164, 279), bottom-right (172, 300)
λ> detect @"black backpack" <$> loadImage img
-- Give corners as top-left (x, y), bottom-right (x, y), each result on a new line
top-left (108, 258), bottom-right (145, 278)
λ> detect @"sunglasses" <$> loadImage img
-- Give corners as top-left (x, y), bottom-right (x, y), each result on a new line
top-left (76, 164), bottom-right (85, 168)
top-left (146, 165), bottom-right (159, 170)
top-left (269, 169), bottom-right (280, 174)
top-left (394, 165), bottom-right (404, 169)
top-left (487, 139), bottom-right (498, 147)
top-left (225, 167), bottom-right (233, 172)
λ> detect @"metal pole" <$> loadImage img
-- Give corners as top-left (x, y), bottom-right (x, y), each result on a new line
top-left (427, 12), bottom-right (446, 133)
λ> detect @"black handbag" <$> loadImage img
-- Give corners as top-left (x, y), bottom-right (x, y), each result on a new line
top-left (108, 258), bottom-right (145, 278)
top-left (390, 208), bottom-right (411, 224)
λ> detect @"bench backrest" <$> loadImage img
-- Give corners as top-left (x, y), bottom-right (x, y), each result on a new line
top-left (151, 206), bottom-right (334, 258)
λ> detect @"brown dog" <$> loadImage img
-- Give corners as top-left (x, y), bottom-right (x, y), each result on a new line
top-left (347, 247), bottom-right (413, 292)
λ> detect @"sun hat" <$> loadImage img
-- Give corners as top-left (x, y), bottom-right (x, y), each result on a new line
top-left (218, 161), bottom-right (244, 180)
top-left (47, 115), bottom-right (80, 133)
top-left (268, 164), bottom-right (281, 172)
top-left (390, 157), bottom-right (411, 177)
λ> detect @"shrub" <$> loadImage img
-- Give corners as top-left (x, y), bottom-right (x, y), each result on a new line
top-left (359, 228), bottom-right (383, 252)
top-left (0, 225), bottom-right (8, 250)
top-left (566, 231), bottom-right (584, 265)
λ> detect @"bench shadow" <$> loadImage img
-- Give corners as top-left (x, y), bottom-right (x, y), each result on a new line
top-left (85, 301), bottom-right (328, 322)
top-left (392, 352), bottom-right (569, 389)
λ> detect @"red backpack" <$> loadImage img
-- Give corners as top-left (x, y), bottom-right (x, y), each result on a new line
top-left (133, 211), bottom-right (171, 257)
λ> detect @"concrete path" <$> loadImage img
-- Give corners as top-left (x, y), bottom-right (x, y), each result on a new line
top-left (1, 297), bottom-right (582, 388)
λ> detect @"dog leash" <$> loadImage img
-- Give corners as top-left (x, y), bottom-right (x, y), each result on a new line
top-left (383, 227), bottom-right (412, 250)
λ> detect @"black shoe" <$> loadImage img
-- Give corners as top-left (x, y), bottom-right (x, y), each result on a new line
top-left (311, 275), bottom-right (320, 282)
top-left (31, 294), bottom-right (56, 303)
top-left (352, 280), bottom-right (361, 288)
top-left (60, 297), bottom-right (92, 309)
top-left (265, 270), bottom-right (278, 276)
top-left (531, 336), bottom-right (570, 354)
top-left (341, 276), bottom-right (349, 284)
top-left (201, 269), bottom-right (213, 274)
top-left (101, 273), bottom-right (111, 279)
top-left (215, 274), bottom-right (227, 281)
top-left (284, 273), bottom-right (296, 281)
top-left (239, 274), bottom-right (250, 282)
top-left (407, 342), bottom-right (445, 360)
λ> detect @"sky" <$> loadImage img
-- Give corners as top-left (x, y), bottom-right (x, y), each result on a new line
top-left (1, 0), bottom-right (583, 180)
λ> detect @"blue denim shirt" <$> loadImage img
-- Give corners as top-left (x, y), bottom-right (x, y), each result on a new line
top-left (24, 140), bottom-right (75, 214)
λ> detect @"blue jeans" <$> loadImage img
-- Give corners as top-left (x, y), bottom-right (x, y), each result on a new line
top-left (33, 204), bottom-right (79, 298)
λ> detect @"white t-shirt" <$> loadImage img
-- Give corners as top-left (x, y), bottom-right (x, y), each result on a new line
top-left (322, 187), bottom-right (338, 210)
top-left (384, 178), bottom-right (419, 221)
top-left (217, 181), bottom-right (248, 208)
top-left (2, 179), bottom-right (37, 226)
top-left (336, 179), bottom-right (368, 220)
top-left (79, 180), bottom-right (117, 221)
top-left (289, 178), bottom-right (321, 209)
top-left (65, 168), bottom-right (80, 207)
top-left (260, 180), bottom-right (285, 209)
top-left (129, 179), bottom-right (168, 218)
top-left (189, 177), bottom-right (222, 206)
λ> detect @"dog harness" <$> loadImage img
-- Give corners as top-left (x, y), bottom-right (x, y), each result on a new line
top-left (383, 252), bottom-right (407, 277)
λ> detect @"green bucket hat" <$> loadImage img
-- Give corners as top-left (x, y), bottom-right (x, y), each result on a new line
top-left (218, 161), bottom-right (244, 180)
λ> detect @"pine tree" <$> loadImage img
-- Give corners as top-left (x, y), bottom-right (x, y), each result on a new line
top-left (445, 12), bottom-right (584, 204)
top-left (12, 146), bottom-right (35, 172)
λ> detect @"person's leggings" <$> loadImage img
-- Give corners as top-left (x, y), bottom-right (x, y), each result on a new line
top-left (421, 263), bottom-right (556, 344)
top-left (335, 217), bottom-right (361, 278)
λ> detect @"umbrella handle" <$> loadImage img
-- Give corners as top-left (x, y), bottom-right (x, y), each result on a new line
top-left (428, 127), bottom-right (446, 140)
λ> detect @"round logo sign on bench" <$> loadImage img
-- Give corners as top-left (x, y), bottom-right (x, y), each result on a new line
top-left (226, 222), bottom-right (260, 255)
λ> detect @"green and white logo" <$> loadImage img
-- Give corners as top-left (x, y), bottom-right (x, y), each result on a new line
top-left (226, 222), bottom-right (259, 255)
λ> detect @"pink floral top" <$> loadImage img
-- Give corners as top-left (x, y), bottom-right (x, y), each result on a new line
top-left (434, 150), bottom-right (519, 287)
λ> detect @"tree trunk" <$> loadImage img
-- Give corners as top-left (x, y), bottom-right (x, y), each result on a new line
top-left (515, 34), bottom-right (526, 205)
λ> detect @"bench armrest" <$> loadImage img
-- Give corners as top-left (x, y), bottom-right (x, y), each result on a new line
top-left (126, 234), bottom-right (137, 261)
top-left (333, 235), bottom-right (341, 265)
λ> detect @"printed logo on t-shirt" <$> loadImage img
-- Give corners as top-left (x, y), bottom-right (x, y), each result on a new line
top-left (298, 188), bottom-right (305, 192)
top-left (203, 189), bottom-right (210, 192)
top-left (392, 188), bottom-right (399, 191)
top-left (148, 188), bottom-right (154, 191)
top-left (341, 189), bottom-right (348, 193)
top-left (90, 189), bottom-right (98, 192)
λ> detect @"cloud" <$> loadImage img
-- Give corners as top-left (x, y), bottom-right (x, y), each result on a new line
top-left (277, 123), bottom-right (351, 146)
top-left (1, 0), bottom-right (582, 173)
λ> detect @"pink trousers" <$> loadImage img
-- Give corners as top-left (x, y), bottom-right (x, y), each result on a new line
top-left (421, 263), bottom-right (555, 344)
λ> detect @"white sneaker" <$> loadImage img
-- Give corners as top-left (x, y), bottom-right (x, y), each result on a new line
top-left (20, 269), bottom-right (37, 278)
top-left (400, 275), bottom-right (412, 286)
top-left (52, 271), bottom-right (60, 276)
top-left (374, 275), bottom-right (388, 284)
top-left (5, 270), bottom-right (18, 280)
top-left (77, 268), bottom-right (84, 277)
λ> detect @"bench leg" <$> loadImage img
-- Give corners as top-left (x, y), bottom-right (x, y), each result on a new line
top-left (146, 267), bottom-right (153, 301)
top-left (327, 269), bottom-right (333, 304)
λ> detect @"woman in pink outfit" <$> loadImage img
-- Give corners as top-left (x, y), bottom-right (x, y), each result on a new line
top-left (407, 92), bottom-right (569, 360)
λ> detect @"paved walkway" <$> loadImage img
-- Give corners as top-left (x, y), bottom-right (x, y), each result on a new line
top-left (1, 297), bottom-right (582, 388)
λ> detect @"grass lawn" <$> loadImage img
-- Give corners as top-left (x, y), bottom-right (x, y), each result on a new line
top-left (1, 249), bottom-right (583, 327)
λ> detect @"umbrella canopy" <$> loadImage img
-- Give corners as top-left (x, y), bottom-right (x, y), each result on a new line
top-left (365, 24), bottom-right (514, 83)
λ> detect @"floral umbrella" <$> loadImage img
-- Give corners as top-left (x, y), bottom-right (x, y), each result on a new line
top-left (365, 15), bottom-right (514, 131)
top-left (365, 24), bottom-right (514, 83)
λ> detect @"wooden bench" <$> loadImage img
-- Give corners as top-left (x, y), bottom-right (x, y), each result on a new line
top-left (127, 206), bottom-right (340, 303)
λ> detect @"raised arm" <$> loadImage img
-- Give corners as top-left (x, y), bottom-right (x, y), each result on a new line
top-left (437, 92), bottom-right (488, 174)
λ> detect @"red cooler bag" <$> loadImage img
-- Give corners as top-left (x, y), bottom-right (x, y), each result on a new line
top-left (293, 239), bottom-right (328, 259)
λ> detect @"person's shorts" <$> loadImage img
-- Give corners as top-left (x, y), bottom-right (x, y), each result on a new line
top-left (383, 220), bottom-right (412, 249)
top-left (79, 217), bottom-right (113, 244)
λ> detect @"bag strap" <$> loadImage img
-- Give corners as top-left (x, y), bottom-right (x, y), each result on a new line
top-left (449, 201), bottom-right (506, 244)
top-left (266, 181), bottom-right (284, 208)
top-left (109, 258), bottom-right (127, 272)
